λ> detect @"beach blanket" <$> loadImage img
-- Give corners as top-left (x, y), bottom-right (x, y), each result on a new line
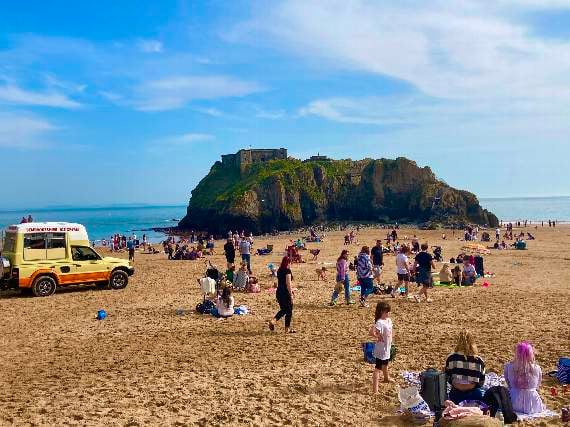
top-left (433, 281), bottom-right (462, 289)
top-left (400, 371), bottom-right (558, 422)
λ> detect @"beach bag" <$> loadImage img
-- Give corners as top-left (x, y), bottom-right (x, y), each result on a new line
top-left (196, 299), bottom-right (216, 315)
top-left (420, 368), bottom-right (447, 412)
top-left (398, 385), bottom-right (431, 414)
top-left (557, 357), bottom-right (570, 384)
top-left (362, 342), bottom-right (376, 364)
top-left (483, 386), bottom-right (517, 423)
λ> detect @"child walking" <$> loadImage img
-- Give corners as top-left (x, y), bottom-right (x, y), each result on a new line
top-left (369, 301), bottom-right (393, 393)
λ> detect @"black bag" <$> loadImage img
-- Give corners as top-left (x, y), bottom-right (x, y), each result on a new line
top-left (474, 256), bottom-right (484, 276)
top-left (483, 386), bottom-right (518, 423)
top-left (196, 299), bottom-right (215, 314)
top-left (420, 369), bottom-right (447, 412)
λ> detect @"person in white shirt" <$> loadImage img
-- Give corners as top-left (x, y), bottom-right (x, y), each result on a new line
top-left (239, 238), bottom-right (252, 274)
top-left (369, 301), bottom-right (394, 393)
top-left (462, 259), bottom-right (477, 285)
top-left (394, 245), bottom-right (411, 297)
top-left (216, 287), bottom-right (234, 319)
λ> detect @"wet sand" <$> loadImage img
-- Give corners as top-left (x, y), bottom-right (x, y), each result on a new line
top-left (0, 226), bottom-right (568, 426)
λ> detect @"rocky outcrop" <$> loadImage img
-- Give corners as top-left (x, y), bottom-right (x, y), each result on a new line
top-left (178, 157), bottom-right (498, 233)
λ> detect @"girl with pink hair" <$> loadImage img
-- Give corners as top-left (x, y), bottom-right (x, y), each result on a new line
top-left (504, 341), bottom-right (545, 414)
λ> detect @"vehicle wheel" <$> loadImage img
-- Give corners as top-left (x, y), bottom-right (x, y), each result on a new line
top-left (109, 270), bottom-right (128, 290)
top-left (32, 276), bottom-right (57, 297)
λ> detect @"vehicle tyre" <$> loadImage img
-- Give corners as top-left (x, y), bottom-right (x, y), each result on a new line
top-left (32, 276), bottom-right (57, 297)
top-left (109, 270), bottom-right (128, 290)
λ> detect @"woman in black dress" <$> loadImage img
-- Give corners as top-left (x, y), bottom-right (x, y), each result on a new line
top-left (268, 256), bottom-right (295, 333)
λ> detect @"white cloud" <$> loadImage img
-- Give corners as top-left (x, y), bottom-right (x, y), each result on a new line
top-left (133, 75), bottom-right (263, 111)
top-left (149, 133), bottom-right (215, 149)
top-left (0, 112), bottom-right (58, 148)
top-left (137, 39), bottom-right (163, 53)
top-left (0, 84), bottom-right (81, 109)
top-left (255, 108), bottom-right (286, 119)
top-left (241, 0), bottom-right (570, 106)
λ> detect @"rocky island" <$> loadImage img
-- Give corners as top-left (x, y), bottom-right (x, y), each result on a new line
top-left (178, 149), bottom-right (498, 233)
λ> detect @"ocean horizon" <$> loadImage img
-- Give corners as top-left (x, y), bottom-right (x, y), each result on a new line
top-left (0, 196), bottom-right (568, 242)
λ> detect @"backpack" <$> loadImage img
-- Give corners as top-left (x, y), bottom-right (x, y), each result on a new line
top-left (196, 299), bottom-right (216, 314)
top-left (483, 386), bottom-right (518, 424)
top-left (557, 357), bottom-right (570, 384)
top-left (419, 369), bottom-right (447, 412)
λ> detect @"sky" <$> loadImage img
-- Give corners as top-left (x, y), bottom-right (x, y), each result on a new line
top-left (3, 0), bottom-right (570, 209)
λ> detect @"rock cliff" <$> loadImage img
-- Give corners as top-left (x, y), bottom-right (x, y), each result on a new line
top-left (178, 157), bottom-right (498, 233)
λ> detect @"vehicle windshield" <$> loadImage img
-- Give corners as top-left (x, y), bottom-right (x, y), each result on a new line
top-left (71, 246), bottom-right (101, 261)
top-left (2, 232), bottom-right (16, 253)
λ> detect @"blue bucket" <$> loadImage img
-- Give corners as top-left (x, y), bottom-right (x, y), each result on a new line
top-left (96, 309), bottom-right (107, 320)
top-left (362, 342), bottom-right (376, 364)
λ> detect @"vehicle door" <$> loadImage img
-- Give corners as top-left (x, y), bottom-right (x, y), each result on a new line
top-left (68, 246), bottom-right (110, 284)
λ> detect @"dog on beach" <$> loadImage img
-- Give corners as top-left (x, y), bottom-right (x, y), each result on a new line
top-left (316, 266), bottom-right (327, 281)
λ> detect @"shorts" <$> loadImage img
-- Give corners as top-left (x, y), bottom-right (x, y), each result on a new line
top-left (375, 358), bottom-right (390, 369)
top-left (373, 266), bottom-right (382, 277)
top-left (397, 273), bottom-right (410, 281)
top-left (416, 268), bottom-right (433, 288)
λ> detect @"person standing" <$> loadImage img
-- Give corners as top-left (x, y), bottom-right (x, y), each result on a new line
top-left (357, 246), bottom-right (374, 307)
top-left (27, 214), bottom-right (33, 223)
top-left (330, 249), bottom-right (354, 305)
top-left (413, 243), bottom-right (436, 302)
top-left (224, 238), bottom-right (235, 269)
top-left (370, 301), bottom-right (394, 393)
top-left (371, 240), bottom-right (384, 285)
top-left (268, 256), bottom-right (295, 333)
top-left (239, 237), bottom-right (252, 274)
top-left (127, 237), bottom-right (136, 261)
top-left (394, 245), bottom-right (411, 297)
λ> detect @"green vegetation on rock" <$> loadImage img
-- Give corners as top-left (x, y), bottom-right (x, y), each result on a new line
top-left (179, 156), bottom-right (498, 233)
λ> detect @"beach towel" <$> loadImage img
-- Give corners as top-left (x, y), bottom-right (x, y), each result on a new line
top-left (433, 281), bottom-right (462, 289)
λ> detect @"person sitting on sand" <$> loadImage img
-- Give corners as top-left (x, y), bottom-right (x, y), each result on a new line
top-left (461, 258), bottom-right (477, 285)
top-left (452, 265), bottom-right (462, 285)
top-left (445, 330), bottom-right (485, 404)
top-left (233, 263), bottom-right (249, 291)
top-left (504, 341), bottom-right (545, 414)
top-left (439, 264), bottom-right (453, 285)
top-left (216, 287), bottom-right (234, 319)
top-left (225, 265), bottom-right (236, 283)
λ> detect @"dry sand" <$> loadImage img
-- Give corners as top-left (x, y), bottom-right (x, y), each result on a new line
top-left (0, 226), bottom-right (568, 426)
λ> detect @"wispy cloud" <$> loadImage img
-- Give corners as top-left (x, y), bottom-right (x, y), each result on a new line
top-left (0, 112), bottom-right (58, 148)
top-left (148, 133), bottom-right (215, 151)
top-left (133, 75), bottom-right (263, 111)
top-left (137, 39), bottom-right (163, 53)
top-left (255, 108), bottom-right (286, 119)
top-left (239, 0), bottom-right (570, 108)
top-left (0, 83), bottom-right (81, 109)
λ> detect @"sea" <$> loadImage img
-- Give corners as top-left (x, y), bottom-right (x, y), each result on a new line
top-left (0, 205), bottom-right (187, 244)
top-left (0, 196), bottom-right (568, 243)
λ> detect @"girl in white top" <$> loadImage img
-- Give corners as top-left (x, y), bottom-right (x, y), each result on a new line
top-left (216, 287), bottom-right (234, 319)
top-left (394, 245), bottom-right (411, 297)
top-left (369, 301), bottom-right (393, 393)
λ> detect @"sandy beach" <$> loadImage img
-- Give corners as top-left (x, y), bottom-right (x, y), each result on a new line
top-left (0, 225), bottom-right (568, 426)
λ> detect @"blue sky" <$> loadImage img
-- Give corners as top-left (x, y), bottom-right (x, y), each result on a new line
top-left (3, 0), bottom-right (570, 209)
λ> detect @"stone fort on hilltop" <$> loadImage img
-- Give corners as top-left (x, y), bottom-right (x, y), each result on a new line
top-left (221, 148), bottom-right (288, 170)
